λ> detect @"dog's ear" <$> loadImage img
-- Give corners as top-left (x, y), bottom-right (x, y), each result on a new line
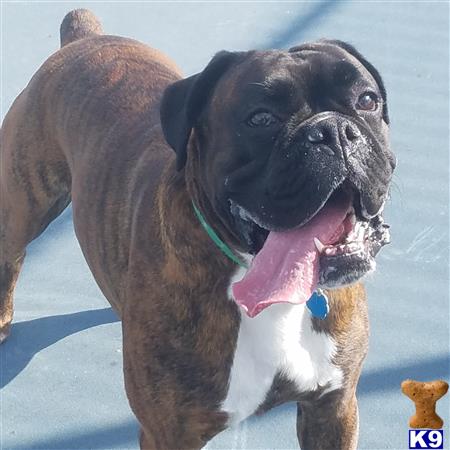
top-left (160, 51), bottom-right (245, 171)
top-left (289, 40), bottom-right (389, 124)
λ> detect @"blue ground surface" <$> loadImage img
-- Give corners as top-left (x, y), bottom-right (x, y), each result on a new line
top-left (1, 2), bottom-right (449, 449)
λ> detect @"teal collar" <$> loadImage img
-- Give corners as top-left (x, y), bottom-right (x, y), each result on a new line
top-left (192, 202), bottom-right (248, 269)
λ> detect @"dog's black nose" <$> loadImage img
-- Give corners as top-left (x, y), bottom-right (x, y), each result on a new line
top-left (306, 117), bottom-right (361, 153)
top-left (307, 128), bottom-right (325, 143)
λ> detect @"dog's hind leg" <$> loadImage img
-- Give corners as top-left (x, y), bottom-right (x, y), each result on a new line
top-left (0, 97), bottom-right (71, 343)
top-left (0, 250), bottom-right (24, 343)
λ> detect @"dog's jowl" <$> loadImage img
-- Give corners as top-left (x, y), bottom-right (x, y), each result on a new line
top-left (0, 9), bottom-right (395, 450)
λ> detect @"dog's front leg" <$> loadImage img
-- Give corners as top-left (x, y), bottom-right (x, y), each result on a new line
top-left (296, 390), bottom-right (359, 450)
top-left (122, 304), bottom-right (230, 450)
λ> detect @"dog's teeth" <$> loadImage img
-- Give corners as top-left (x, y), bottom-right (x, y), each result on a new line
top-left (346, 228), bottom-right (357, 242)
top-left (314, 237), bottom-right (325, 253)
top-left (324, 247), bottom-right (336, 256)
top-left (349, 212), bottom-right (356, 227)
top-left (357, 226), bottom-right (366, 241)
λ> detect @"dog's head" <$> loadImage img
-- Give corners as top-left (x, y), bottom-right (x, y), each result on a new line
top-left (161, 40), bottom-right (395, 316)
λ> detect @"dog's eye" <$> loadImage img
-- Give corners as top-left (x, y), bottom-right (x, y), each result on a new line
top-left (247, 111), bottom-right (278, 127)
top-left (356, 92), bottom-right (379, 111)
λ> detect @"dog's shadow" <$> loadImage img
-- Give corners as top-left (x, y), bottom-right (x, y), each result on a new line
top-left (0, 307), bottom-right (120, 388)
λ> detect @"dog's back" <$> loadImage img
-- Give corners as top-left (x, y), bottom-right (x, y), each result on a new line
top-left (0, 10), bottom-right (180, 335)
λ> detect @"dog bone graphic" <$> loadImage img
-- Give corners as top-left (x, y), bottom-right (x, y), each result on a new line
top-left (401, 379), bottom-right (449, 429)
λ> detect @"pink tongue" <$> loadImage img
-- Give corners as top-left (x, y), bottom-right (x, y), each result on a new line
top-left (232, 201), bottom-right (350, 317)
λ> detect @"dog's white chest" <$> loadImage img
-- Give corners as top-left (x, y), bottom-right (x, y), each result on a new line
top-left (221, 267), bottom-right (343, 425)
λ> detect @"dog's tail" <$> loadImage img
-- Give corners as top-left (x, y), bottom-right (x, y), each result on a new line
top-left (60, 9), bottom-right (103, 47)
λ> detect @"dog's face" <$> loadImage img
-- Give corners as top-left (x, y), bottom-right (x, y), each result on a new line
top-left (161, 40), bottom-right (395, 298)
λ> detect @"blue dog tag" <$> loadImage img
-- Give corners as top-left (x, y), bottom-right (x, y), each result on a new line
top-left (306, 290), bottom-right (329, 319)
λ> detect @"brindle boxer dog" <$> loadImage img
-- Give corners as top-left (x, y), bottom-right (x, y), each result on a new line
top-left (0, 9), bottom-right (395, 450)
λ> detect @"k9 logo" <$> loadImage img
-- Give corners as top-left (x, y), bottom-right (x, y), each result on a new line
top-left (409, 430), bottom-right (444, 449)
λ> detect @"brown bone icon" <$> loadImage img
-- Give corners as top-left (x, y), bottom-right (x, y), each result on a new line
top-left (401, 379), bottom-right (449, 429)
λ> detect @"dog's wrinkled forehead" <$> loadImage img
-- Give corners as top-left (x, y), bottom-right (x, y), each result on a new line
top-left (210, 46), bottom-right (379, 114)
